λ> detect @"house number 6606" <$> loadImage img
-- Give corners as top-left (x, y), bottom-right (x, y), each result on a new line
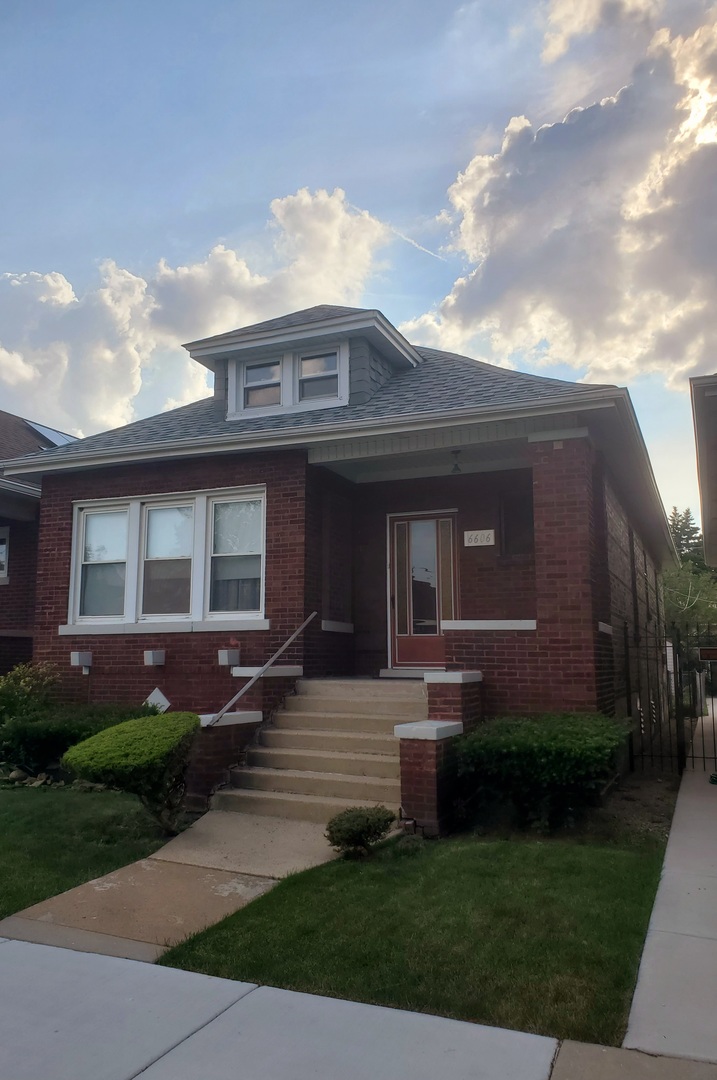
top-left (464, 530), bottom-right (495, 547)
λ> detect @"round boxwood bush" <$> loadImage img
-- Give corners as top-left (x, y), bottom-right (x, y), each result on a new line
top-left (63, 712), bottom-right (200, 834)
top-left (325, 805), bottom-right (395, 856)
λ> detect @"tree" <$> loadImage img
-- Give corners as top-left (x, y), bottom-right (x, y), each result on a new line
top-left (664, 507), bottom-right (717, 632)
top-left (668, 507), bottom-right (703, 561)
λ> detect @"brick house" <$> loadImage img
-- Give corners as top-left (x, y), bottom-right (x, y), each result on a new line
top-left (4, 306), bottom-right (675, 831)
top-left (0, 411), bottom-right (75, 674)
top-left (691, 374), bottom-right (717, 565)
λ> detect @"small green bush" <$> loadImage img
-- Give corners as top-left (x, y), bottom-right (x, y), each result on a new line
top-left (325, 806), bottom-right (395, 856)
top-left (0, 703), bottom-right (159, 775)
top-left (0, 662), bottom-right (59, 723)
top-left (63, 712), bottom-right (200, 834)
top-left (456, 713), bottom-right (630, 832)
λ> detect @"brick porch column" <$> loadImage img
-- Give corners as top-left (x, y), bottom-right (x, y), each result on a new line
top-left (424, 671), bottom-right (483, 732)
top-left (394, 720), bottom-right (464, 837)
top-left (530, 435), bottom-right (602, 711)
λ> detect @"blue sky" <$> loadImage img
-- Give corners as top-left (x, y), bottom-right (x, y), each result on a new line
top-left (1, 0), bottom-right (714, 518)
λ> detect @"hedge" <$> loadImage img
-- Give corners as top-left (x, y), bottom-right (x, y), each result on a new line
top-left (455, 713), bottom-right (630, 831)
top-left (63, 712), bottom-right (200, 834)
top-left (1, 703), bottom-right (159, 775)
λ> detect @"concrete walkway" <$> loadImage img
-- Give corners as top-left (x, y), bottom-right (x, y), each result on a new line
top-left (2, 939), bottom-right (716, 1080)
top-left (0, 812), bottom-right (336, 960)
top-left (625, 764), bottom-right (717, 1063)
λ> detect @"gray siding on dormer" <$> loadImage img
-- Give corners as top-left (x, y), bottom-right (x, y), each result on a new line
top-left (349, 338), bottom-right (394, 405)
top-left (214, 365), bottom-right (227, 402)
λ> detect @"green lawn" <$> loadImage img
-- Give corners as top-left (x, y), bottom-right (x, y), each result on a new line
top-left (161, 834), bottom-right (663, 1046)
top-left (0, 786), bottom-right (165, 918)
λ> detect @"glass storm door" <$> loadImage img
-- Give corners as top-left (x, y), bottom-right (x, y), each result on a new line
top-left (390, 515), bottom-right (456, 667)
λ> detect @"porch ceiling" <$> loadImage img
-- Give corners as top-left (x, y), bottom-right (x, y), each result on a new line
top-left (321, 438), bottom-right (532, 483)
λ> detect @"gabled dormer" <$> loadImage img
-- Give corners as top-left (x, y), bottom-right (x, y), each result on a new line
top-left (183, 305), bottom-right (422, 420)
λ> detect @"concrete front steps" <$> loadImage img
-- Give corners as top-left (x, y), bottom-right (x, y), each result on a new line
top-left (212, 677), bottom-right (427, 823)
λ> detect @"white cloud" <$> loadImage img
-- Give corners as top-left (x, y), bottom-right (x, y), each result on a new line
top-left (542, 0), bottom-right (664, 63)
top-left (403, 9), bottom-right (717, 390)
top-left (0, 188), bottom-right (390, 437)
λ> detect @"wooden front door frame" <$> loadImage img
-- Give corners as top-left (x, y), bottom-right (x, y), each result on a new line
top-left (386, 509), bottom-right (459, 669)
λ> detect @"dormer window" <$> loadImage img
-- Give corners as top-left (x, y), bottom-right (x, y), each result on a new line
top-left (244, 361), bottom-right (281, 408)
top-left (298, 351), bottom-right (339, 401)
top-left (227, 340), bottom-right (349, 418)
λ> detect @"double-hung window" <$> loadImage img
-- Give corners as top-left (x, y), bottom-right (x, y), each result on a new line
top-left (243, 361), bottom-right (281, 408)
top-left (298, 351), bottom-right (339, 401)
top-left (71, 487), bottom-right (266, 630)
top-left (229, 341), bottom-right (348, 416)
top-left (142, 505), bottom-right (194, 615)
top-left (80, 510), bottom-right (128, 616)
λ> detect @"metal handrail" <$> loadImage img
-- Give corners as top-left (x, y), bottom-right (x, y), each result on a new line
top-left (207, 610), bottom-right (318, 726)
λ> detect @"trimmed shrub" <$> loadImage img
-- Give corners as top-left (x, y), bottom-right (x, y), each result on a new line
top-left (455, 713), bottom-right (630, 832)
top-left (0, 662), bottom-right (59, 723)
top-left (0, 703), bottom-right (159, 775)
top-left (63, 712), bottom-right (200, 834)
top-left (325, 806), bottom-right (395, 856)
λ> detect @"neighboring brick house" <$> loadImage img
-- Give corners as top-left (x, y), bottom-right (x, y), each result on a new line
top-left (691, 374), bottom-right (717, 565)
top-left (4, 306), bottom-right (675, 830)
top-left (0, 411), bottom-right (75, 674)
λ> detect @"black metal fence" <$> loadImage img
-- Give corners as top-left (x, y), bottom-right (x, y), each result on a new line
top-left (628, 621), bottom-right (717, 773)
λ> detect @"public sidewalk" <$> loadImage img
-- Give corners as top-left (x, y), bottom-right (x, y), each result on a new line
top-left (625, 754), bottom-right (717, 1062)
top-left (4, 939), bottom-right (717, 1080)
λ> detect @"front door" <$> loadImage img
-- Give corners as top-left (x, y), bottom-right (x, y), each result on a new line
top-left (390, 514), bottom-right (457, 668)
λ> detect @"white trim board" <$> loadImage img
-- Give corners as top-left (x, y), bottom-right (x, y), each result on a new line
top-left (230, 666), bottom-right (303, 678)
top-left (441, 620), bottom-right (537, 631)
top-left (58, 619), bottom-right (271, 636)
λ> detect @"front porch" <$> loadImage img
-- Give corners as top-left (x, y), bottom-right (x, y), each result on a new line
top-left (306, 426), bottom-right (611, 717)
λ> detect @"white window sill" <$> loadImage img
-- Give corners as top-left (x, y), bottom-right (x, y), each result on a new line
top-left (0, 578), bottom-right (8, 586)
top-left (441, 619), bottom-right (537, 631)
top-left (58, 619), bottom-right (271, 636)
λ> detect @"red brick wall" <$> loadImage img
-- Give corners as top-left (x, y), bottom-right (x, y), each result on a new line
top-left (426, 681), bottom-right (483, 731)
top-left (604, 474), bottom-right (665, 721)
top-left (0, 516), bottom-right (38, 673)
top-left (33, 451), bottom-right (310, 711)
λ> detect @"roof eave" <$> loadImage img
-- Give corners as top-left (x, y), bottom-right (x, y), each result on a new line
top-left (183, 310), bottom-right (422, 371)
top-left (3, 388), bottom-right (622, 480)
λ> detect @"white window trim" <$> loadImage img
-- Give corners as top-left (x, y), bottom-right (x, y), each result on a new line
top-left (0, 525), bottom-right (9, 584)
top-left (227, 341), bottom-right (349, 419)
top-left (65, 486), bottom-right (267, 633)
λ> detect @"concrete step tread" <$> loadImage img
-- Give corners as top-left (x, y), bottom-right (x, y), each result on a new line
top-left (249, 747), bottom-right (399, 765)
top-left (275, 708), bottom-right (417, 722)
top-left (263, 728), bottom-right (395, 744)
top-left (297, 678), bottom-right (425, 697)
top-left (231, 766), bottom-right (400, 788)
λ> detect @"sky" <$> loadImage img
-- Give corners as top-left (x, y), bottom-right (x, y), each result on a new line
top-left (1, 0), bottom-right (715, 519)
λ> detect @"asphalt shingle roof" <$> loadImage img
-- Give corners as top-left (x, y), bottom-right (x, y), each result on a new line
top-left (184, 305), bottom-right (368, 346)
top-left (5, 342), bottom-right (614, 471)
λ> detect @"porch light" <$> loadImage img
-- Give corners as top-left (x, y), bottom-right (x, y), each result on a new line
top-left (451, 450), bottom-right (462, 475)
top-left (70, 651), bottom-right (92, 675)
